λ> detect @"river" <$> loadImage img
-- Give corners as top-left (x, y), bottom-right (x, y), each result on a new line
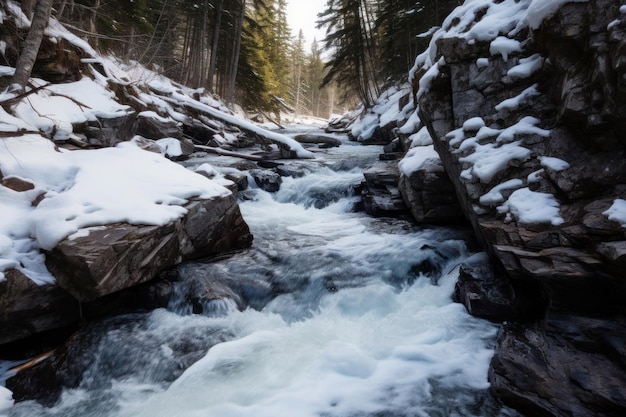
top-left (7, 127), bottom-right (517, 417)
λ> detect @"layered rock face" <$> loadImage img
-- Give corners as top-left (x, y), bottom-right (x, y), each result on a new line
top-left (407, 0), bottom-right (626, 415)
top-left (0, 194), bottom-right (252, 347)
top-left (46, 194), bottom-right (252, 302)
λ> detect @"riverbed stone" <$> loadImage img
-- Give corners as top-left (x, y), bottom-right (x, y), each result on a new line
top-left (250, 169), bottom-right (282, 192)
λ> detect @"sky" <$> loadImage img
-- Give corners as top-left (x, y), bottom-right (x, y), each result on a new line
top-left (286, 0), bottom-right (327, 46)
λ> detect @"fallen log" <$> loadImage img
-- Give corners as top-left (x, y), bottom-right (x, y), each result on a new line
top-left (158, 93), bottom-right (315, 159)
top-left (194, 144), bottom-right (263, 161)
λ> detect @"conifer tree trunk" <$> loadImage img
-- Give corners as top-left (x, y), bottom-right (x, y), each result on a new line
top-left (228, 0), bottom-right (246, 104)
top-left (11, 0), bottom-right (53, 91)
top-left (207, 0), bottom-right (224, 92)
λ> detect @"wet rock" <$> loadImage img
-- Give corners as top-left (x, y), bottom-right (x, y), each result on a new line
top-left (250, 169), bottom-right (282, 192)
top-left (219, 167), bottom-right (249, 191)
top-left (453, 263), bottom-right (516, 322)
top-left (361, 162), bottom-right (409, 217)
top-left (84, 112), bottom-right (137, 147)
top-left (6, 312), bottom-right (235, 407)
top-left (490, 316), bottom-right (626, 417)
top-left (275, 164), bottom-right (307, 178)
top-left (0, 270), bottom-right (78, 347)
top-left (398, 160), bottom-right (466, 224)
top-left (45, 194), bottom-right (252, 302)
top-left (294, 133), bottom-right (341, 148)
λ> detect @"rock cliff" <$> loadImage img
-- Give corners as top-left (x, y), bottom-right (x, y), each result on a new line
top-left (392, 0), bottom-right (626, 415)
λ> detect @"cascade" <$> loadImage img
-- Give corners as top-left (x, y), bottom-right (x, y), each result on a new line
top-left (6, 129), bottom-right (518, 417)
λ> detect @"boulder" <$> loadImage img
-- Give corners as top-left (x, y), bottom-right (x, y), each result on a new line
top-left (136, 111), bottom-right (183, 140)
top-left (398, 160), bottom-right (466, 224)
top-left (490, 316), bottom-right (626, 417)
top-left (1, 177), bottom-right (34, 192)
top-left (84, 112), bottom-right (137, 147)
top-left (361, 162), bottom-right (409, 217)
top-left (452, 262), bottom-right (516, 323)
top-left (45, 194), bottom-right (252, 302)
top-left (250, 169), bottom-right (282, 192)
top-left (0, 270), bottom-right (77, 347)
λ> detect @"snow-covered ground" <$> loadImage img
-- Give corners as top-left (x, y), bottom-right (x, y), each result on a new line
top-left (0, 2), bottom-right (314, 286)
top-left (0, 135), bottom-right (232, 284)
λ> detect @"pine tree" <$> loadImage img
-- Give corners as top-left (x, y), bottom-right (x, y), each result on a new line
top-left (306, 38), bottom-right (329, 118)
top-left (375, 0), bottom-right (461, 80)
top-left (317, 0), bottom-right (381, 107)
top-left (290, 30), bottom-right (308, 114)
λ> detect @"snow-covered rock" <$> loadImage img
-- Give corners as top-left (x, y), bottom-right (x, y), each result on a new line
top-left (402, 0), bottom-right (626, 415)
top-left (0, 2), bottom-right (259, 344)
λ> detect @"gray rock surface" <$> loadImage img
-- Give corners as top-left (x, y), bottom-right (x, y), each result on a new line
top-left (408, 0), bottom-right (626, 415)
top-left (45, 194), bottom-right (252, 302)
top-left (398, 159), bottom-right (465, 224)
top-left (0, 270), bottom-right (77, 347)
top-left (361, 162), bottom-right (409, 217)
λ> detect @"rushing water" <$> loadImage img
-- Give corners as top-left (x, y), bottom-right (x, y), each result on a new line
top-left (7, 128), bottom-right (517, 417)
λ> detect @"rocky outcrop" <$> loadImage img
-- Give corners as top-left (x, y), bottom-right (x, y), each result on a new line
top-left (417, 0), bottom-right (626, 316)
top-left (398, 159), bottom-right (465, 224)
top-left (490, 316), bottom-right (626, 417)
top-left (0, 193), bottom-right (251, 348)
top-left (405, 0), bottom-right (626, 415)
top-left (0, 270), bottom-right (77, 347)
top-left (46, 194), bottom-right (252, 302)
top-left (360, 162), bottom-right (409, 217)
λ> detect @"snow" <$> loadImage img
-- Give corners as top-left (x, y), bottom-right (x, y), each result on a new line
top-left (489, 36), bottom-right (522, 62)
top-left (398, 110), bottom-right (421, 135)
top-left (156, 138), bottom-right (184, 158)
top-left (526, 0), bottom-right (589, 30)
top-left (409, 127), bottom-right (433, 147)
top-left (459, 140), bottom-right (531, 183)
top-left (45, 17), bottom-right (98, 57)
top-left (604, 199), bottom-right (626, 228)
top-left (507, 54), bottom-right (544, 80)
top-left (479, 179), bottom-right (524, 205)
top-left (540, 156), bottom-right (570, 171)
top-left (495, 84), bottom-right (541, 111)
top-left (496, 116), bottom-right (550, 143)
top-left (0, 136), bottom-right (231, 283)
top-left (398, 145), bottom-right (442, 176)
top-left (11, 77), bottom-right (131, 137)
top-left (497, 187), bottom-right (564, 226)
top-left (476, 58), bottom-right (489, 69)
top-left (0, 66), bottom-right (13, 77)
top-left (350, 85), bottom-right (413, 142)
top-left (417, 59), bottom-right (443, 100)
top-left (462, 117), bottom-right (485, 132)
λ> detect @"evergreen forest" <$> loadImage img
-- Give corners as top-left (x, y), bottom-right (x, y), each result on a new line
top-left (31, 0), bottom-right (461, 118)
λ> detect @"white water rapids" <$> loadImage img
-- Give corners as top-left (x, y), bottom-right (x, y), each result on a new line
top-left (6, 129), bottom-right (518, 417)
